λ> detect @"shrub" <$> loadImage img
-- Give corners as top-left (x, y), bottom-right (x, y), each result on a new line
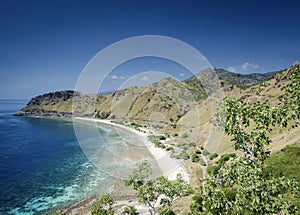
top-left (182, 133), bottom-right (188, 138)
top-left (155, 142), bottom-right (166, 149)
top-left (209, 153), bottom-right (218, 160)
top-left (160, 136), bottom-right (166, 140)
top-left (189, 142), bottom-right (196, 147)
top-left (199, 157), bottom-right (206, 166)
top-left (202, 149), bottom-right (210, 156)
top-left (195, 149), bottom-right (201, 154)
top-left (173, 151), bottom-right (190, 160)
top-left (120, 205), bottom-right (137, 215)
top-left (191, 154), bottom-right (200, 162)
top-left (166, 146), bottom-right (174, 151)
top-left (206, 165), bottom-right (219, 176)
top-left (91, 194), bottom-right (114, 215)
top-left (159, 208), bottom-right (175, 215)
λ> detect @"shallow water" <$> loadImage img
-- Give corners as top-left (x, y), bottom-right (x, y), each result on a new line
top-left (0, 100), bottom-right (154, 214)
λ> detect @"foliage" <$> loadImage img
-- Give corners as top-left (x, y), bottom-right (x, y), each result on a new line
top-left (206, 153), bottom-right (236, 176)
top-left (155, 141), bottom-right (166, 149)
top-left (202, 149), bottom-right (210, 156)
top-left (264, 145), bottom-right (300, 209)
top-left (194, 149), bottom-right (201, 154)
top-left (156, 174), bottom-right (193, 209)
top-left (182, 133), bottom-right (188, 138)
top-left (149, 135), bottom-right (165, 144)
top-left (125, 160), bottom-right (152, 190)
top-left (91, 194), bottom-right (115, 215)
top-left (119, 205), bottom-right (138, 215)
top-left (191, 153), bottom-right (206, 165)
top-left (198, 158), bottom-right (206, 166)
top-left (166, 146), bottom-right (174, 151)
top-left (190, 64), bottom-right (300, 214)
top-left (189, 142), bottom-right (196, 147)
top-left (208, 153), bottom-right (218, 160)
top-left (126, 161), bottom-right (193, 215)
top-left (191, 157), bottom-right (298, 214)
top-left (172, 150), bottom-right (190, 160)
top-left (159, 208), bottom-right (175, 215)
top-left (191, 153), bottom-right (200, 162)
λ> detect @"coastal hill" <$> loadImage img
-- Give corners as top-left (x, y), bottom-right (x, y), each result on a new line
top-left (16, 67), bottom-right (299, 156)
top-left (15, 66), bottom-right (300, 213)
top-left (15, 68), bottom-right (275, 118)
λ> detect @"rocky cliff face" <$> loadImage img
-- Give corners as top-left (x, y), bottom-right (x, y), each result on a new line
top-left (14, 90), bottom-right (80, 118)
top-left (15, 68), bottom-right (279, 122)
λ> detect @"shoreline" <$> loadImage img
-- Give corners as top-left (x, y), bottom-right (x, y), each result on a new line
top-left (61, 117), bottom-right (190, 214)
top-left (13, 115), bottom-right (190, 214)
top-left (74, 117), bottom-right (190, 182)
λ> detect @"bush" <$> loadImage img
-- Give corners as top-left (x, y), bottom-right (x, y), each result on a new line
top-left (202, 149), bottom-right (210, 156)
top-left (209, 153), bottom-right (218, 160)
top-left (159, 208), bottom-right (175, 215)
top-left (195, 149), bottom-right (201, 154)
top-left (189, 142), bottom-right (196, 147)
top-left (206, 153), bottom-right (237, 176)
top-left (149, 135), bottom-right (165, 144)
top-left (155, 141), bottom-right (166, 148)
top-left (120, 205), bottom-right (137, 215)
top-left (173, 150), bottom-right (190, 160)
top-left (166, 146), bottom-right (174, 151)
top-left (91, 194), bottom-right (114, 215)
top-left (160, 136), bottom-right (166, 140)
top-left (206, 165), bottom-right (219, 176)
top-left (191, 154), bottom-right (200, 162)
top-left (199, 157), bottom-right (206, 166)
top-left (178, 143), bottom-right (189, 150)
top-left (182, 133), bottom-right (188, 138)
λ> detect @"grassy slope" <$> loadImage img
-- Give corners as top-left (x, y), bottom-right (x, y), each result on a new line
top-left (19, 67), bottom-right (300, 214)
top-left (264, 144), bottom-right (300, 208)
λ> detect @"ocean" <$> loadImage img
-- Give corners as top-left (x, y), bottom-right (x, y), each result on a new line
top-left (0, 100), bottom-right (153, 214)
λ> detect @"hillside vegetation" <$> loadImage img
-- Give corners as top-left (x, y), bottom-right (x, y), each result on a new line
top-left (16, 66), bottom-right (300, 214)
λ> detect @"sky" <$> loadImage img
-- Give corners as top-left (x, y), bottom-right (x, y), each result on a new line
top-left (1, 0), bottom-right (300, 99)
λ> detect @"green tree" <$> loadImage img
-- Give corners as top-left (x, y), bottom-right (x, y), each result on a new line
top-left (91, 194), bottom-right (115, 215)
top-left (125, 160), bottom-right (152, 189)
top-left (126, 161), bottom-right (193, 215)
top-left (120, 205), bottom-right (138, 215)
top-left (190, 64), bottom-right (300, 214)
top-left (157, 174), bottom-right (193, 210)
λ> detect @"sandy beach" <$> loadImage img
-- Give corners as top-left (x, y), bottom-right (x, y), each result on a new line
top-left (61, 117), bottom-right (190, 214)
top-left (73, 117), bottom-right (189, 182)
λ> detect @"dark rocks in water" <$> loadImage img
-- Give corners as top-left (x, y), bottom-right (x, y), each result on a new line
top-left (13, 109), bottom-right (73, 118)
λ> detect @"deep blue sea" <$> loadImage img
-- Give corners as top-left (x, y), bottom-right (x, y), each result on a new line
top-left (0, 100), bottom-right (118, 214)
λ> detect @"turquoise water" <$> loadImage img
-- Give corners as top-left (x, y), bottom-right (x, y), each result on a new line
top-left (0, 100), bottom-right (153, 214)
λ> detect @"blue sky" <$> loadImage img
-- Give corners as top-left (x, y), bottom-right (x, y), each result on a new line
top-left (1, 0), bottom-right (300, 99)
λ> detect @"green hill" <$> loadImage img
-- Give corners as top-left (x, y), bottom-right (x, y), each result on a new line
top-left (17, 67), bottom-right (298, 153)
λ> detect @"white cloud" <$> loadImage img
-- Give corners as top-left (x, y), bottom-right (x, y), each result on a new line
top-left (227, 62), bottom-right (259, 73)
top-left (141, 76), bottom-right (149, 81)
top-left (227, 66), bottom-right (237, 73)
top-left (110, 75), bottom-right (118, 79)
top-left (180, 73), bottom-right (184, 77)
top-left (241, 62), bottom-right (259, 71)
top-left (108, 75), bottom-right (127, 80)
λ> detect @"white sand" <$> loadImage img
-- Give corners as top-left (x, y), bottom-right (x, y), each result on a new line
top-left (74, 117), bottom-right (189, 182)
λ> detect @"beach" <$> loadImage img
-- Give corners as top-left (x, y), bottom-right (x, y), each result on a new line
top-left (74, 117), bottom-right (189, 182)
top-left (62, 117), bottom-right (190, 214)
